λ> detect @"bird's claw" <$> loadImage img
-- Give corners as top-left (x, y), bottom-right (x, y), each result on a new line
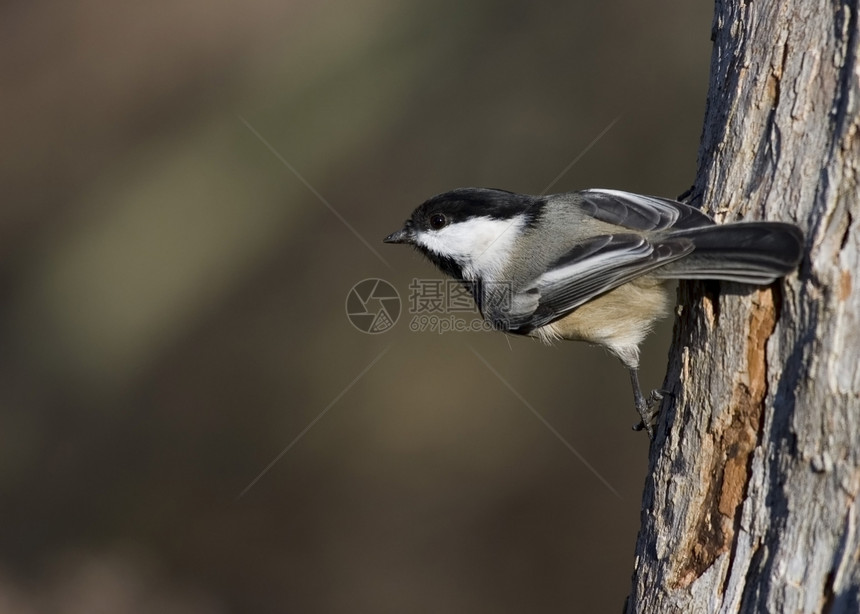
top-left (632, 389), bottom-right (668, 440)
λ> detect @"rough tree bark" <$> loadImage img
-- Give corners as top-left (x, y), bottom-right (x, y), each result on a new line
top-left (627, 1), bottom-right (860, 612)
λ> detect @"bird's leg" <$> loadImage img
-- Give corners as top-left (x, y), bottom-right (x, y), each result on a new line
top-left (629, 368), bottom-right (662, 439)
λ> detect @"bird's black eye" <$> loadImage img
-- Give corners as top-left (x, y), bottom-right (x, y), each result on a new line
top-left (429, 213), bottom-right (447, 230)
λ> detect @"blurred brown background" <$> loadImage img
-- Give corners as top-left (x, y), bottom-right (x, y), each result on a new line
top-left (0, 1), bottom-right (712, 612)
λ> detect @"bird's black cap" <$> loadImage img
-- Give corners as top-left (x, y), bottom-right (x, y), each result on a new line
top-left (383, 187), bottom-right (544, 244)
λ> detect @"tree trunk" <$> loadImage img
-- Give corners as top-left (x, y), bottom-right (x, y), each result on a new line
top-left (627, 1), bottom-right (860, 612)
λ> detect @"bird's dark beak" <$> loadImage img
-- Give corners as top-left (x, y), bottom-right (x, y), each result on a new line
top-left (383, 226), bottom-right (413, 244)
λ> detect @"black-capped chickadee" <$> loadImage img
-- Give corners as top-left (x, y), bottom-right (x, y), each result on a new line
top-left (383, 188), bottom-right (804, 436)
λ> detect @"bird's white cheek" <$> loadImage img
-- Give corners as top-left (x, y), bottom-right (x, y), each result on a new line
top-left (414, 232), bottom-right (458, 259)
top-left (416, 217), bottom-right (524, 279)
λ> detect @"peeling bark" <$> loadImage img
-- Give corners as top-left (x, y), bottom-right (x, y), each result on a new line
top-left (627, 0), bottom-right (860, 612)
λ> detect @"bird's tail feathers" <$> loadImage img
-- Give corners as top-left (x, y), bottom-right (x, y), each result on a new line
top-left (654, 222), bottom-right (804, 284)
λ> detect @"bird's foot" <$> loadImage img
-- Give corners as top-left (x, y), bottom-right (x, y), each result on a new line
top-left (631, 389), bottom-right (668, 440)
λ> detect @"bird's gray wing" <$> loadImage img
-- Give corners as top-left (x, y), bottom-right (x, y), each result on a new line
top-left (576, 189), bottom-right (714, 231)
top-left (485, 233), bottom-right (694, 333)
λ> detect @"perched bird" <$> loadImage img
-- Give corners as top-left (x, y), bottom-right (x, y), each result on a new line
top-left (384, 188), bottom-right (804, 436)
